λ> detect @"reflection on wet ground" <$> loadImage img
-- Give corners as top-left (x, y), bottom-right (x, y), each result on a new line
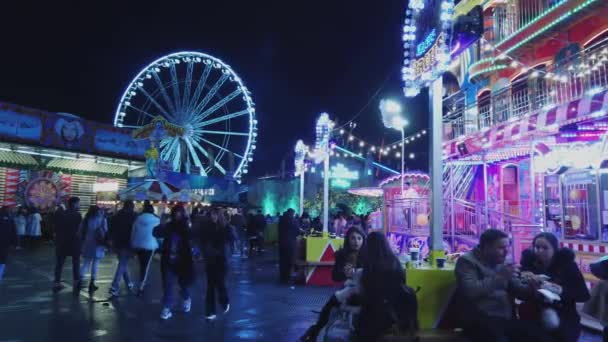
top-left (0, 246), bottom-right (333, 341)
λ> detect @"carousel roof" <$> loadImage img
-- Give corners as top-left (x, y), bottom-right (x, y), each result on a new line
top-left (119, 179), bottom-right (181, 201)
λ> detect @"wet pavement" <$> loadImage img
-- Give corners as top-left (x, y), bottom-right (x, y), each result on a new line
top-left (0, 244), bottom-right (602, 341)
top-left (0, 245), bottom-right (334, 342)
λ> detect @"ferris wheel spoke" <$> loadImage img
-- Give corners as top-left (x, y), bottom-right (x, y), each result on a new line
top-left (127, 104), bottom-right (158, 120)
top-left (186, 64), bottom-right (212, 115)
top-left (200, 130), bottom-right (250, 137)
top-left (171, 141), bottom-right (182, 172)
top-left (194, 109), bottom-right (250, 128)
top-left (169, 64), bottom-right (182, 118)
top-left (183, 138), bottom-right (206, 175)
top-left (151, 72), bottom-right (178, 119)
top-left (196, 88), bottom-right (243, 122)
top-left (199, 137), bottom-right (244, 159)
top-left (191, 139), bottom-right (227, 175)
top-left (182, 62), bottom-right (194, 114)
top-left (190, 73), bottom-right (230, 120)
top-left (138, 84), bottom-right (176, 121)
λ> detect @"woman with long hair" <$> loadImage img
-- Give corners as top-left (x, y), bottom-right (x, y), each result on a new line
top-left (79, 205), bottom-right (108, 292)
top-left (201, 208), bottom-right (231, 320)
top-left (520, 232), bottom-right (590, 342)
top-left (300, 226), bottom-right (367, 342)
top-left (153, 204), bottom-right (194, 320)
top-left (354, 232), bottom-right (406, 341)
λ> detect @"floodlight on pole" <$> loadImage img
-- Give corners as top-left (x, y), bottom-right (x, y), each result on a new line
top-left (380, 99), bottom-right (408, 195)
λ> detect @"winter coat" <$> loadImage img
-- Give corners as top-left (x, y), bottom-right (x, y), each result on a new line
top-left (109, 209), bottom-right (137, 250)
top-left (81, 215), bottom-right (108, 259)
top-left (455, 248), bottom-right (532, 321)
top-left (520, 248), bottom-right (590, 341)
top-left (278, 214), bottom-right (298, 246)
top-left (200, 221), bottom-right (229, 267)
top-left (355, 258), bottom-right (406, 341)
top-left (154, 222), bottom-right (194, 285)
top-left (0, 213), bottom-right (17, 263)
top-left (54, 209), bottom-right (82, 256)
top-left (131, 213), bottom-right (160, 250)
top-left (332, 249), bottom-right (362, 282)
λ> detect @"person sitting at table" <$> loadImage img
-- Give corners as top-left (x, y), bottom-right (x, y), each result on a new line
top-left (298, 226), bottom-right (366, 342)
top-left (519, 232), bottom-right (590, 342)
top-left (455, 229), bottom-right (553, 342)
top-left (353, 232), bottom-right (410, 341)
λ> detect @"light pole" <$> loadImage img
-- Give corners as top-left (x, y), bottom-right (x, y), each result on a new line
top-left (311, 113), bottom-right (334, 234)
top-left (294, 140), bottom-right (308, 216)
top-left (380, 99), bottom-right (409, 195)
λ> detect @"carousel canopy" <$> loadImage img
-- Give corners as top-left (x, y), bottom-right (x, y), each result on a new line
top-left (119, 179), bottom-right (180, 201)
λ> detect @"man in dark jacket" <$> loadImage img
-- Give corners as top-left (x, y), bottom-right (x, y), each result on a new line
top-left (455, 229), bottom-right (552, 342)
top-left (0, 206), bottom-right (17, 283)
top-left (201, 209), bottom-right (231, 320)
top-left (108, 200), bottom-right (137, 296)
top-left (278, 209), bottom-right (298, 284)
top-left (53, 197), bottom-right (82, 292)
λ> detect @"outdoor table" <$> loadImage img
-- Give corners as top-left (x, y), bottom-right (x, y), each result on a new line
top-left (404, 262), bottom-right (456, 329)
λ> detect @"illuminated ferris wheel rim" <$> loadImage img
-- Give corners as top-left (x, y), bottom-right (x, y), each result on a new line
top-left (113, 51), bottom-right (257, 179)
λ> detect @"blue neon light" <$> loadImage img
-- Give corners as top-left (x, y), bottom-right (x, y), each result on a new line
top-left (416, 29), bottom-right (436, 57)
top-left (334, 146), bottom-right (399, 175)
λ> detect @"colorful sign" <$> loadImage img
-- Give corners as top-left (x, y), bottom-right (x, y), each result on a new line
top-left (0, 102), bottom-right (145, 160)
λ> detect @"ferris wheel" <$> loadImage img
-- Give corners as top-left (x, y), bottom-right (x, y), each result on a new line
top-left (114, 51), bottom-right (257, 180)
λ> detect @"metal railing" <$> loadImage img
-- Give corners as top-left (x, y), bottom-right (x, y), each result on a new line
top-left (443, 38), bottom-right (608, 140)
top-left (494, 0), bottom-right (563, 43)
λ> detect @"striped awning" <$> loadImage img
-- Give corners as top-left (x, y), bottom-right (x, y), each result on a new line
top-left (445, 88), bottom-right (608, 158)
top-left (118, 179), bottom-right (180, 201)
top-left (0, 151), bottom-right (38, 166)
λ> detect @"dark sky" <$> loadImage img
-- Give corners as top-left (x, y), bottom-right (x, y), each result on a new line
top-left (0, 0), bottom-right (429, 177)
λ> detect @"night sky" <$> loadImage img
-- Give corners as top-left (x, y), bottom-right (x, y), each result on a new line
top-left (0, 0), bottom-right (429, 178)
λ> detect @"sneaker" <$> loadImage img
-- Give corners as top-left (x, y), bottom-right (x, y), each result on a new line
top-left (127, 283), bottom-right (135, 293)
top-left (109, 288), bottom-right (120, 297)
top-left (205, 314), bottom-right (217, 321)
top-left (53, 282), bottom-right (65, 293)
top-left (222, 303), bottom-right (230, 314)
top-left (182, 298), bottom-right (192, 313)
top-left (88, 282), bottom-right (99, 293)
top-left (160, 308), bottom-right (172, 320)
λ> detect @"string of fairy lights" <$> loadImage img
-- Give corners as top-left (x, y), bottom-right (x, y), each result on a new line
top-left (333, 127), bottom-right (428, 161)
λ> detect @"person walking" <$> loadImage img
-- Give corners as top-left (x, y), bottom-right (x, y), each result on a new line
top-left (278, 209), bottom-right (299, 284)
top-left (131, 201), bottom-right (160, 295)
top-left (108, 200), bottom-right (137, 297)
top-left (27, 208), bottom-right (42, 245)
top-left (79, 205), bottom-right (108, 293)
top-left (0, 206), bottom-right (17, 284)
top-left (13, 207), bottom-right (26, 250)
top-left (153, 205), bottom-right (194, 320)
top-left (53, 197), bottom-right (82, 292)
top-left (201, 208), bottom-right (230, 320)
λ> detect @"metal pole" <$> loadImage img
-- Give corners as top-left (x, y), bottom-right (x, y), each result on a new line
top-left (483, 155), bottom-right (489, 229)
top-left (401, 128), bottom-right (405, 195)
top-left (300, 171), bottom-right (305, 216)
top-left (429, 77), bottom-right (444, 253)
top-left (450, 164), bottom-right (456, 243)
top-left (323, 154), bottom-right (330, 234)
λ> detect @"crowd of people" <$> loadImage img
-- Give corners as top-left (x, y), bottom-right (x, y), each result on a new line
top-left (1, 200), bottom-right (607, 341)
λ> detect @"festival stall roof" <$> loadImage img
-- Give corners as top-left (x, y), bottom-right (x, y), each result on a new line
top-left (0, 142), bottom-right (144, 178)
top-left (347, 187), bottom-right (384, 197)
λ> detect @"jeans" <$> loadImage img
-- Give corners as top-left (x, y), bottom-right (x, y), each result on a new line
top-left (111, 249), bottom-right (132, 291)
top-left (206, 263), bottom-right (228, 315)
top-left (80, 258), bottom-right (100, 282)
top-left (0, 264), bottom-right (5, 283)
top-left (54, 252), bottom-right (80, 283)
top-left (162, 267), bottom-right (191, 308)
top-left (135, 249), bottom-right (154, 287)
